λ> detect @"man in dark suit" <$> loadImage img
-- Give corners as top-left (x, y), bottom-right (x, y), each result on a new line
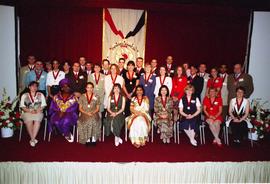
top-left (79, 56), bottom-right (87, 72)
top-left (135, 57), bottom-right (145, 76)
top-left (150, 58), bottom-right (158, 75)
top-left (227, 63), bottom-right (254, 102)
top-left (65, 62), bottom-right (87, 97)
top-left (118, 58), bottom-right (127, 77)
top-left (165, 55), bottom-right (176, 78)
top-left (187, 65), bottom-right (204, 99)
top-left (101, 59), bottom-right (110, 75)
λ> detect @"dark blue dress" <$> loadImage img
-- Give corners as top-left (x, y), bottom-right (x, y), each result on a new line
top-left (179, 95), bottom-right (200, 130)
top-left (139, 73), bottom-right (156, 111)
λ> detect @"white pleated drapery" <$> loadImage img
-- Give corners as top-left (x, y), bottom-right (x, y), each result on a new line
top-left (0, 161), bottom-right (270, 184)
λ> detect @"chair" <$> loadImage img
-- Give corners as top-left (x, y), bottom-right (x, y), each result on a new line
top-left (224, 121), bottom-right (253, 147)
top-left (176, 118), bottom-right (207, 145)
top-left (125, 119), bottom-right (154, 142)
top-left (18, 111), bottom-right (48, 142)
top-left (199, 120), bottom-right (228, 145)
top-left (48, 124), bottom-right (76, 142)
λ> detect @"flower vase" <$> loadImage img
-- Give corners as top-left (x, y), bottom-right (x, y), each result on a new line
top-left (1, 127), bottom-right (14, 138)
top-left (248, 131), bottom-right (259, 141)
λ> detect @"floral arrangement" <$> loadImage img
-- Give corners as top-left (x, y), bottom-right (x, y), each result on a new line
top-left (0, 88), bottom-right (21, 130)
top-left (249, 99), bottom-right (270, 139)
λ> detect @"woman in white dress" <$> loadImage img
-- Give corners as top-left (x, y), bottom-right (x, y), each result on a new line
top-left (154, 66), bottom-right (172, 97)
top-left (126, 85), bottom-right (151, 148)
top-left (103, 64), bottom-right (124, 110)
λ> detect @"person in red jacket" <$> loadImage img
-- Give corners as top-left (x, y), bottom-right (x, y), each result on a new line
top-left (203, 87), bottom-right (223, 146)
top-left (206, 67), bottom-right (223, 97)
top-left (171, 66), bottom-right (187, 123)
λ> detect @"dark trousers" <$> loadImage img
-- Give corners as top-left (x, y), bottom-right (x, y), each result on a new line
top-left (102, 109), bottom-right (107, 127)
top-left (230, 121), bottom-right (248, 141)
top-left (124, 99), bottom-right (131, 117)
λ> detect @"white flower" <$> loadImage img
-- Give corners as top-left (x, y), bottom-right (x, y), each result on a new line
top-left (0, 122), bottom-right (2, 126)
top-left (260, 127), bottom-right (263, 130)
top-left (7, 123), bottom-right (13, 128)
top-left (266, 124), bottom-right (269, 128)
top-left (6, 120), bottom-right (10, 123)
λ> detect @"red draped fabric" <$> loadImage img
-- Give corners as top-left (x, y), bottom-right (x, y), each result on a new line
top-left (19, 7), bottom-right (103, 64)
top-left (19, 1), bottom-right (250, 70)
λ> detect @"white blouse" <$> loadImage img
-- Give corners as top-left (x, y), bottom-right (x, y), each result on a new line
top-left (20, 92), bottom-right (47, 110)
top-left (46, 70), bottom-right (65, 86)
top-left (229, 97), bottom-right (249, 116)
top-left (104, 75), bottom-right (124, 108)
top-left (154, 76), bottom-right (172, 97)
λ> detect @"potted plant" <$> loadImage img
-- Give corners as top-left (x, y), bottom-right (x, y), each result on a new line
top-left (0, 89), bottom-right (21, 138)
top-left (249, 99), bottom-right (270, 140)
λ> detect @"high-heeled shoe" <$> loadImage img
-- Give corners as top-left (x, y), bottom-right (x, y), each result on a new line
top-left (190, 139), bottom-right (197, 147)
top-left (65, 134), bottom-right (74, 143)
top-left (115, 137), bottom-right (119, 146)
top-left (118, 138), bottom-right (123, 144)
top-left (29, 140), bottom-right (36, 147)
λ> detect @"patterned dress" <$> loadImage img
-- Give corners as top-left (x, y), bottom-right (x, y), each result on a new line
top-left (77, 94), bottom-right (101, 144)
top-left (154, 96), bottom-right (173, 140)
top-left (88, 73), bottom-right (105, 112)
top-left (105, 95), bottom-right (125, 137)
top-left (49, 94), bottom-right (78, 136)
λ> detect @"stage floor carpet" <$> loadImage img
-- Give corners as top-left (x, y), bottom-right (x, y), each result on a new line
top-left (1, 127), bottom-right (270, 163)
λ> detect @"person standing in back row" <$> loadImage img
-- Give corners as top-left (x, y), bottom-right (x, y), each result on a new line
top-left (227, 63), bottom-right (254, 102)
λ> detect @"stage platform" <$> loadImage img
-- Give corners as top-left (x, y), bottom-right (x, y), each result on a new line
top-left (1, 129), bottom-right (270, 183)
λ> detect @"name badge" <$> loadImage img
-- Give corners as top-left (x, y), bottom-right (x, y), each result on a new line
top-left (179, 78), bottom-right (182, 82)
top-left (214, 101), bottom-right (218, 105)
top-left (170, 70), bottom-right (174, 73)
top-left (204, 79), bottom-right (208, 82)
top-left (41, 75), bottom-right (45, 78)
top-left (191, 100), bottom-right (196, 103)
top-left (79, 76), bottom-right (84, 79)
top-left (239, 78), bottom-right (244, 82)
top-left (111, 100), bottom-right (114, 103)
top-left (149, 79), bottom-right (153, 83)
top-left (215, 80), bottom-right (219, 83)
top-left (223, 82), bottom-right (227, 86)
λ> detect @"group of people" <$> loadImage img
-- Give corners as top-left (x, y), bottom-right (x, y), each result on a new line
top-left (19, 55), bottom-right (254, 148)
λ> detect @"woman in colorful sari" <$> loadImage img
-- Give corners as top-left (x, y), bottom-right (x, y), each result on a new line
top-left (126, 85), bottom-right (151, 148)
top-left (154, 85), bottom-right (173, 144)
top-left (77, 82), bottom-right (101, 146)
top-left (49, 78), bottom-right (78, 142)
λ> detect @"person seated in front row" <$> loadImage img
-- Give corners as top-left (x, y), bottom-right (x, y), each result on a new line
top-left (154, 85), bottom-right (173, 144)
top-left (126, 85), bottom-right (152, 148)
top-left (179, 84), bottom-right (201, 146)
top-left (227, 86), bottom-right (251, 145)
top-left (203, 87), bottom-right (223, 146)
top-left (48, 78), bottom-right (78, 142)
top-left (77, 82), bottom-right (101, 146)
top-left (20, 81), bottom-right (47, 147)
top-left (105, 83), bottom-right (126, 146)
